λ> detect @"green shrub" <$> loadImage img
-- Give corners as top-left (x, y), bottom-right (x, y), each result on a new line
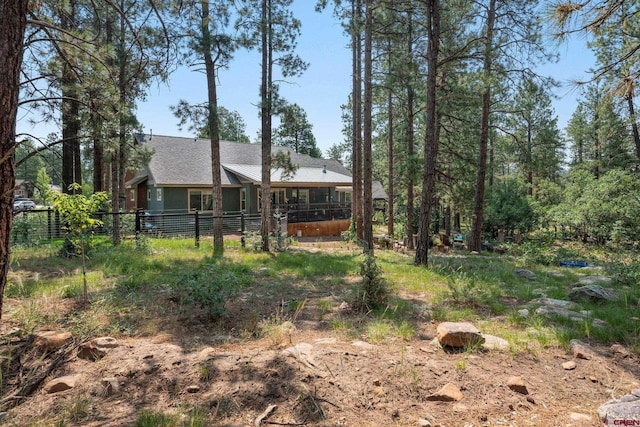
top-left (10, 214), bottom-right (40, 246)
top-left (444, 271), bottom-right (501, 309)
top-left (351, 253), bottom-right (392, 312)
top-left (175, 260), bottom-right (253, 320)
top-left (606, 259), bottom-right (640, 287)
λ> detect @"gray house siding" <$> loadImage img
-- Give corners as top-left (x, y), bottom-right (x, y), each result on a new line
top-left (222, 188), bottom-right (240, 212)
top-left (163, 188), bottom-right (186, 212)
top-left (148, 186), bottom-right (242, 214)
top-left (146, 185), bottom-right (164, 212)
top-left (247, 185), bottom-right (259, 214)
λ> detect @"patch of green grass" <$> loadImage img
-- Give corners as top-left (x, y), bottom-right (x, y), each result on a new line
top-left (377, 298), bottom-right (413, 320)
top-left (317, 298), bottom-right (333, 312)
top-left (11, 299), bottom-right (64, 333)
top-left (329, 316), bottom-right (354, 334)
top-left (62, 396), bottom-right (93, 422)
top-left (377, 251), bottom-right (446, 294)
top-left (136, 411), bottom-right (179, 427)
top-left (396, 320), bottom-right (416, 341)
top-left (134, 405), bottom-right (210, 427)
top-left (272, 251), bottom-right (358, 278)
top-left (365, 319), bottom-right (394, 343)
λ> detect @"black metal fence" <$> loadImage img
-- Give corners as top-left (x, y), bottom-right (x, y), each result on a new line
top-left (10, 209), bottom-right (267, 247)
top-left (10, 205), bottom-right (352, 247)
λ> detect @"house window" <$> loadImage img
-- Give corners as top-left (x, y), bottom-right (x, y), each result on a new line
top-left (147, 190), bottom-right (151, 201)
top-left (156, 188), bottom-right (162, 202)
top-left (129, 190), bottom-right (135, 202)
top-left (240, 189), bottom-right (246, 212)
top-left (271, 189), bottom-right (286, 206)
top-left (338, 191), bottom-right (351, 203)
top-left (258, 188), bottom-right (286, 211)
top-left (189, 190), bottom-right (213, 211)
top-left (292, 189), bottom-right (308, 207)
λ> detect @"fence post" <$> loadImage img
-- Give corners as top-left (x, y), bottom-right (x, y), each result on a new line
top-left (135, 209), bottom-right (142, 234)
top-left (194, 210), bottom-right (200, 248)
top-left (47, 207), bottom-right (53, 240)
top-left (135, 209), bottom-right (142, 247)
top-left (240, 211), bottom-right (245, 248)
top-left (55, 209), bottom-right (61, 238)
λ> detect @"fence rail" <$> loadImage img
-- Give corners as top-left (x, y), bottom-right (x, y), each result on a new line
top-left (10, 209), bottom-right (295, 247)
top-left (11, 208), bottom-right (318, 246)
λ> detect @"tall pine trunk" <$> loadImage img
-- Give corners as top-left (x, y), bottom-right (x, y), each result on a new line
top-left (386, 33), bottom-right (394, 239)
top-left (260, 0), bottom-right (273, 252)
top-left (469, 0), bottom-right (495, 253)
top-left (352, 0), bottom-right (363, 241)
top-left (362, 0), bottom-right (373, 252)
top-left (415, 0), bottom-right (440, 266)
top-left (0, 0), bottom-right (28, 320)
top-left (61, 0), bottom-right (81, 194)
top-left (406, 10), bottom-right (415, 249)
top-left (202, 0), bottom-right (224, 255)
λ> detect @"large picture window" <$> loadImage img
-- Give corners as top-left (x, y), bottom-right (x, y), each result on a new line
top-left (189, 190), bottom-right (213, 211)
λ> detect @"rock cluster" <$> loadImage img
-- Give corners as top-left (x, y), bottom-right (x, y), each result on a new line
top-left (599, 389), bottom-right (640, 423)
top-left (41, 335), bottom-right (119, 394)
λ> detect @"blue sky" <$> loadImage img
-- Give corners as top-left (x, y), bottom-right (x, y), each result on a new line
top-left (18, 1), bottom-right (595, 155)
top-left (138, 1), bottom-right (352, 153)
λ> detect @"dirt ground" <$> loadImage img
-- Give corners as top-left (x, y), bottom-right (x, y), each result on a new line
top-left (2, 241), bottom-right (637, 426)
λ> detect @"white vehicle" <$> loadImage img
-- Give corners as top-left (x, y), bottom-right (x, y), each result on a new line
top-left (13, 200), bottom-right (37, 212)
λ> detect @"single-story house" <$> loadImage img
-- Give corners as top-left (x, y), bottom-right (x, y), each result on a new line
top-left (125, 134), bottom-right (355, 229)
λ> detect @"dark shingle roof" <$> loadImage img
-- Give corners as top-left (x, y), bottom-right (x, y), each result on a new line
top-left (129, 134), bottom-right (351, 187)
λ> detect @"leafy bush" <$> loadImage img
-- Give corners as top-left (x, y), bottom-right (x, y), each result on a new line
top-left (175, 260), bottom-right (253, 320)
top-left (11, 214), bottom-right (40, 246)
top-left (606, 259), bottom-right (640, 287)
top-left (444, 271), bottom-right (502, 309)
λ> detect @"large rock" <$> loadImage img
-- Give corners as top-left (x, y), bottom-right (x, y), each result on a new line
top-left (34, 331), bottom-right (72, 352)
top-left (482, 334), bottom-right (510, 351)
top-left (568, 285), bottom-right (619, 302)
top-left (535, 305), bottom-right (585, 323)
top-left (578, 275), bottom-right (612, 286)
top-left (507, 376), bottom-right (529, 395)
top-left (44, 374), bottom-right (81, 394)
top-left (599, 390), bottom-right (640, 423)
top-left (426, 383), bottom-right (463, 402)
top-left (436, 322), bottom-right (485, 348)
top-left (529, 297), bottom-right (578, 310)
top-left (515, 269), bottom-right (536, 281)
top-left (570, 340), bottom-right (594, 360)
